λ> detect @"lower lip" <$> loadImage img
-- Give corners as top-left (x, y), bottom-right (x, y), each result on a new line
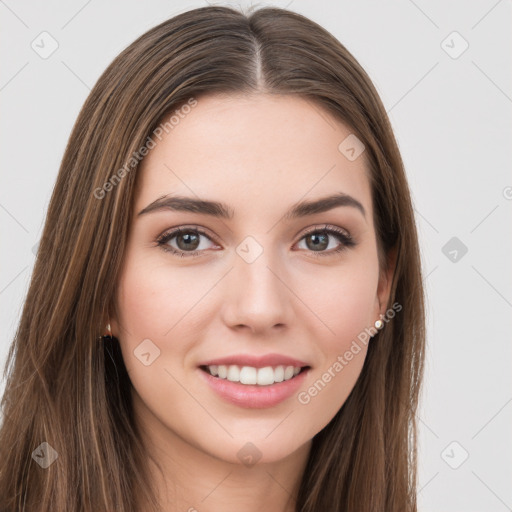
top-left (198, 367), bottom-right (311, 409)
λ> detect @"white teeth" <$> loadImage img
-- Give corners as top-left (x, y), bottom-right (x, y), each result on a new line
top-left (284, 366), bottom-right (295, 380)
top-left (239, 366), bottom-right (257, 385)
top-left (227, 365), bottom-right (240, 382)
top-left (217, 365), bottom-right (227, 379)
top-left (256, 366), bottom-right (274, 386)
top-left (274, 366), bottom-right (284, 382)
top-left (205, 364), bottom-right (305, 385)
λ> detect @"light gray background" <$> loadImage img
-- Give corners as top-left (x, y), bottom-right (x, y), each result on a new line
top-left (1, 1), bottom-right (511, 510)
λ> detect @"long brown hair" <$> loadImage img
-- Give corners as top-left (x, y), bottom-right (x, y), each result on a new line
top-left (0, 5), bottom-right (425, 511)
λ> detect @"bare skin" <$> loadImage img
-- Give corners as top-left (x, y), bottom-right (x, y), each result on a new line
top-left (111, 93), bottom-right (394, 511)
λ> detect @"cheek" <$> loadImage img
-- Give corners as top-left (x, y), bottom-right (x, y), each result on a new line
top-left (113, 257), bottom-right (200, 416)
top-left (114, 253), bottom-right (220, 385)
top-left (299, 256), bottom-right (379, 349)
top-left (115, 253), bottom-right (204, 341)
top-left (331, 280), bottom-right (377, 343)
top-left (116, 264), bottom-right (164, 340)
top-left (290, 255), bottom-right (377, 423)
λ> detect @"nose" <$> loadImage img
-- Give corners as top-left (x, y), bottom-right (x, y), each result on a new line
top-left (221, 246), bottom-right (294, 335)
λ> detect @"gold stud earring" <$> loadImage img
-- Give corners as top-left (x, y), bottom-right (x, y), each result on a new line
top-left (103, 320), bottom-right (112, 338)
top-left (374, 319), bottom-right (384, 330)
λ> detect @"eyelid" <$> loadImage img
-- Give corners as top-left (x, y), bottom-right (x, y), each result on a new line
top-left (156, 224), bottom-right (219, 244)
top-left (300, 223), bottom-right (351, 240)
top-left (156, 223), bottom-right (355, 258)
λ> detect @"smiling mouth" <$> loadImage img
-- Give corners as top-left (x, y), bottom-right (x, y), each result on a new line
top-left (199, 364), bottom-right (311, 386)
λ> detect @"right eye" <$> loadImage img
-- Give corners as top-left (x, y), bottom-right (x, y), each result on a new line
top-left (156, 227), bottom-right (219, 258)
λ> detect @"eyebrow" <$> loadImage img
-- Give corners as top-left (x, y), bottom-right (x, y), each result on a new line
top-left (137, 192), bottom-right (366, 220)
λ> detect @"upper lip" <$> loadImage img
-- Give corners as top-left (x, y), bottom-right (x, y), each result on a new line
top-left (198, 353), bottom-right (311, 369)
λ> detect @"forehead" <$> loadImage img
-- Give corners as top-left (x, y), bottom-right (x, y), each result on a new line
top-left (134, 93), bottom-right (372, 222)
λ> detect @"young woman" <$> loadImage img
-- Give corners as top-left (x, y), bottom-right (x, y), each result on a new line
top-left (0, 5), bottom-right (425, 511)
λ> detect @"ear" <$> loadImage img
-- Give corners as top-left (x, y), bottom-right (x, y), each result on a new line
top-left (375, 244), bottom-right (398, 316)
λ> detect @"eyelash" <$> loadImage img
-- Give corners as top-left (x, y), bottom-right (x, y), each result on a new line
top-left (155, 224), bottom-right (356, 259)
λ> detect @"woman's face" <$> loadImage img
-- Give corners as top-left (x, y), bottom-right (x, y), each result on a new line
top-left (112, 93), bottom-right (392, 465)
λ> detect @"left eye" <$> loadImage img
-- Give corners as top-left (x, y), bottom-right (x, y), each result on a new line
top-left (297, 230), bottom-right (345, 252)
